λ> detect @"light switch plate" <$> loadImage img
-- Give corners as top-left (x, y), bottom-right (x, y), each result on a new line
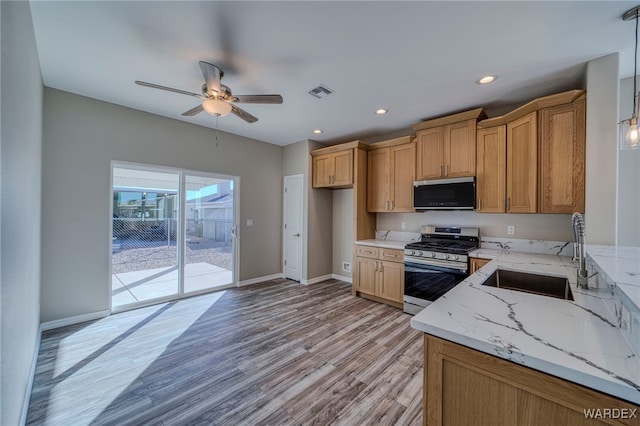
top-left (247, 219), bottom-right (254, 226)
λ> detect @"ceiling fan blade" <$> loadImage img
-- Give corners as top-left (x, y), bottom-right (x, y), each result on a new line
top-left (181, 104), bottom-right (204, 117)
top-left (233, 94), bottom-right (283, 104)
top-left (135, 81), bottom-right (202, 98)
top-left (199, 61), bottom-right (222, 95)
top-left (230, 104), bottom-right (258, 123)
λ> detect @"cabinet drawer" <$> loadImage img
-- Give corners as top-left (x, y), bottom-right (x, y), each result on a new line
top-left (380, 248), bottom-right (403, 262)
top-left (356, 246), bottom-right (379, 259)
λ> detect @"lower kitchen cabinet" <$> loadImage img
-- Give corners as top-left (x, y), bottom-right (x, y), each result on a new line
top-left (470, 257), bottom-right (490, 274)
top-left (353, 245), bottom-right (404, 308)
top-left (423, 334), bottom-right (639, 426)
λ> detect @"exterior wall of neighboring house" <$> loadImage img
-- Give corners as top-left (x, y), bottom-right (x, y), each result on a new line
top-left (1, 2), bottom-right (44, 425)
top-left (41, 88), bottom-right (283, 323)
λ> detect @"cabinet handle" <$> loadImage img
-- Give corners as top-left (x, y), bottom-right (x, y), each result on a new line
top-left (506, 197), bottom-right (511, 211)
top-left (440, 165), bottom-right (444, 177)
top-left (391, 200), bottom-right (394, 210)
top-left (444, 164), bottom-right (448, 177)
top-left (478, 198), bottom-right (482, 210)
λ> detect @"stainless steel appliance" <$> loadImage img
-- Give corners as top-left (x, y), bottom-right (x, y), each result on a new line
top-left (403, 225), bottom-right (480, 315)
top-left (413, 177), bottom-right (475, 210)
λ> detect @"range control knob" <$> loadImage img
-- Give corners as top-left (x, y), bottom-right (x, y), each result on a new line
top-left (407, 250), bottom-right (415, 256)
top-left (444, 254), bottom-right (450, 260)
top-left (453, 255), bottom-right (459, 261)
top-left (416, 251), bottom-right (423, 257)
top-left (430, 253), bottom-right (436, 258)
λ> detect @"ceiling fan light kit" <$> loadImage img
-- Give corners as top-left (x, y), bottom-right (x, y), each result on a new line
top-left (135, 61), bottom-right (282, 124)
top-left (202, 98), bottom-right (232, 117)
top-left (620, 5), bottom-right (640, 150)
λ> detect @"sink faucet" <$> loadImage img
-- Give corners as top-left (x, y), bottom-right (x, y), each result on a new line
top-left (571, 213), bottom-right (593, 289)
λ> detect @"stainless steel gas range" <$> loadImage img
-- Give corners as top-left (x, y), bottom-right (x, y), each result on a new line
top-left (403, 225), bottom-right (480, 315)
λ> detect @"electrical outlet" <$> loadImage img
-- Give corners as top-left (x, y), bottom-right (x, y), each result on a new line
top-left (401, 222), bottom-right (406, 230)
top-left (507, 225), bottom-right (515, 235)
top-left (247, 219), bottom-right (254, 226)
top-left (342, 262), bottom-right (351, 273)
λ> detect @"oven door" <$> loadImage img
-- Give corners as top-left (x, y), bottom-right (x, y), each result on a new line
top-left (403, 260), bottom-right (468, 315)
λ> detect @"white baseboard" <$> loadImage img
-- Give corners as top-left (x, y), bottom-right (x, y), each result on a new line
top-left (238, 273), bottom-right (284, 287)
top-left (41, 309), bottom-right (110, 332)
top-left (332, 273), bottom-right (352, 283)
top-left (20, 324), bottom-right (42, 426)
top-left (302, 274), bottom-right (334, 285)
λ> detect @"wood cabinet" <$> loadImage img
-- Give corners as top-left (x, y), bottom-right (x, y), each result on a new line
top-left (367, 137), bottom-right (415, 212)
top-left (476, 125), bottom-right (506, 213)
top-left (413, 109), bottom-right (486, 181)
top-left (354, 245), bottom-right (404, 307)
top-left (539, 99), bottom-right (586, 213)
top-left (476, 90), bottom-right (586, 214)
top-left (311, 148), bottom-right (353, 188)
top-left (423, 334), bottom-right (639, 426)
top-left (507, 111), bottom-right (538, 213)
top-left (470, 257), bottom-right (490, 274)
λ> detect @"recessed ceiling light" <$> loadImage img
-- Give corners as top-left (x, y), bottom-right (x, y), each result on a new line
top-left (477, 75), bottom-right (497, 85)
top-left (313, 129), bottom-right (323, 134)
top-left (375, 108), bottom-right (389, 115)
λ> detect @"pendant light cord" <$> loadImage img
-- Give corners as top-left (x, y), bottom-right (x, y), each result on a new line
top-left (634, 9), bottom-right (638, 116)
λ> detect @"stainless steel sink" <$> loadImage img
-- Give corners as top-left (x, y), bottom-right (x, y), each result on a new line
top-left (481, 269), bottom-right (574, 301)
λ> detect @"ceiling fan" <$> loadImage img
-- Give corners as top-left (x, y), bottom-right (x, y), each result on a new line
top-left (135, 61), bottom-right (283, 123)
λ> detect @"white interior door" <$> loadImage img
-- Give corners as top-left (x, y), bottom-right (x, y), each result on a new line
top-left (284, 174), bottom-right (303, 281)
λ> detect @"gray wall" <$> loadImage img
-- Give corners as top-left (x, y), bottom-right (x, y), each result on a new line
top-left (586, 53), bottom-right (619, 245)
top-left (332, 189), bottom-right (353, 280)
top-left (1, 2), bottom-right (43, 424)
top-left (377, 212), bottom-right (574, 241)
top-left (41, 89), bottom-right (283, 322)
top-left (307, 141), bottom-right (333, 280)
top-left (618, 77), bottom-right (640, 246)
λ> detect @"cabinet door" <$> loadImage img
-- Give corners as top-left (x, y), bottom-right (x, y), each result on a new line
top-left (445, 119), bottom-right (477, 177)
top-left (476, 126), bottom-right (506, 213)
top-left (379, 260), bottom-right (403, 303)
top-left (539, 100), bottom-right (585, 213)
top-left (470, 257), bottom-right (490, 274)
top-left (389, 143), bottom-right (415, 212)
top-left (355, 257), bottom-right (377, 296)
top-left (312, 154), bottom-right (333, 188)
top-left (416, 127), bottom-right (444, 180)
top-left (367, 148), bottom-right (389, 212)
top-left (332, 149), bottom-right (353, 186)
top-left (506, 112), bottom-right (537, 213)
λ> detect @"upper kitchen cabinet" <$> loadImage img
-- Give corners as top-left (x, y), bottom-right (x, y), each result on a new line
top-left (311, 142), bottom-right (360, 188)
top-left (367, 136), bottom-right (415, 213)
top-left (476, 90), bottom-right (586, 214)
top-left (539, 97), bottom-right (586, 213)
top-left (476, 125), bottom-right (506, 213)
top-left (507, 112), bottom-right (538, 213)
top-left (412, 108), bottom-right (486, 181)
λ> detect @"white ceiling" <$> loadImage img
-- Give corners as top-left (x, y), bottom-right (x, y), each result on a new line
top-left (29, 1), bottom-right (638, 147)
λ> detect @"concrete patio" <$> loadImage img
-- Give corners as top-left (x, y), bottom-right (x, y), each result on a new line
top-left (112, 262), bottom-right (232, 308)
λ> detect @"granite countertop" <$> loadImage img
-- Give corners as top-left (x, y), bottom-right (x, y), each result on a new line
top-left (469, 248), bottom-right (502, 259)
top-left (355, 239), bottom-right (409, 250)
top-left (410, 252), bottom-right (640, 405)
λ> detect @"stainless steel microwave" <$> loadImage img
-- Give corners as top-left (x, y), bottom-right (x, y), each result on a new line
top-left (413, 177), bottom-right (475, 210)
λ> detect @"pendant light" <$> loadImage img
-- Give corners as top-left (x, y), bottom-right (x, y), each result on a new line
top-left (620, 6), bottom-right (640, 150)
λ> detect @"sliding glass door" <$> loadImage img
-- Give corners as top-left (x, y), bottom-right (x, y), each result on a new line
top-left (111, 164), bottom-right (237, 311)
top-left (184, 174), bottom-right (235, 293)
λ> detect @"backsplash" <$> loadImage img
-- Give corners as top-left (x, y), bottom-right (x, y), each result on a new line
top-left (374, 230), bottom-right (420, 242)
top-left (481, 237), bottom-right (573, 256)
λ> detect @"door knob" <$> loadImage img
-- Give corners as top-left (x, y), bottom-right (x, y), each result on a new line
top-left (293, 233), bottom-right (300, 237)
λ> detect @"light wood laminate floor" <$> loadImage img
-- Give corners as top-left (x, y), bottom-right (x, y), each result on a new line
top-left (27, 278), bottom-right (423, 425)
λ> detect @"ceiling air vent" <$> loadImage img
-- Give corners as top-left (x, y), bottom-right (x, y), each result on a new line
top-left (308, 85), bottom-right (334, 99)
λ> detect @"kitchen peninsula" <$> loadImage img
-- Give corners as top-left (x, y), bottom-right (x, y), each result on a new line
top-left (411, 250), bottom-right (640, 425)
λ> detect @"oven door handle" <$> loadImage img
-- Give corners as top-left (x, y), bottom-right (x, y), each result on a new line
top-left (404, 260), bottom-right (467, 274)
